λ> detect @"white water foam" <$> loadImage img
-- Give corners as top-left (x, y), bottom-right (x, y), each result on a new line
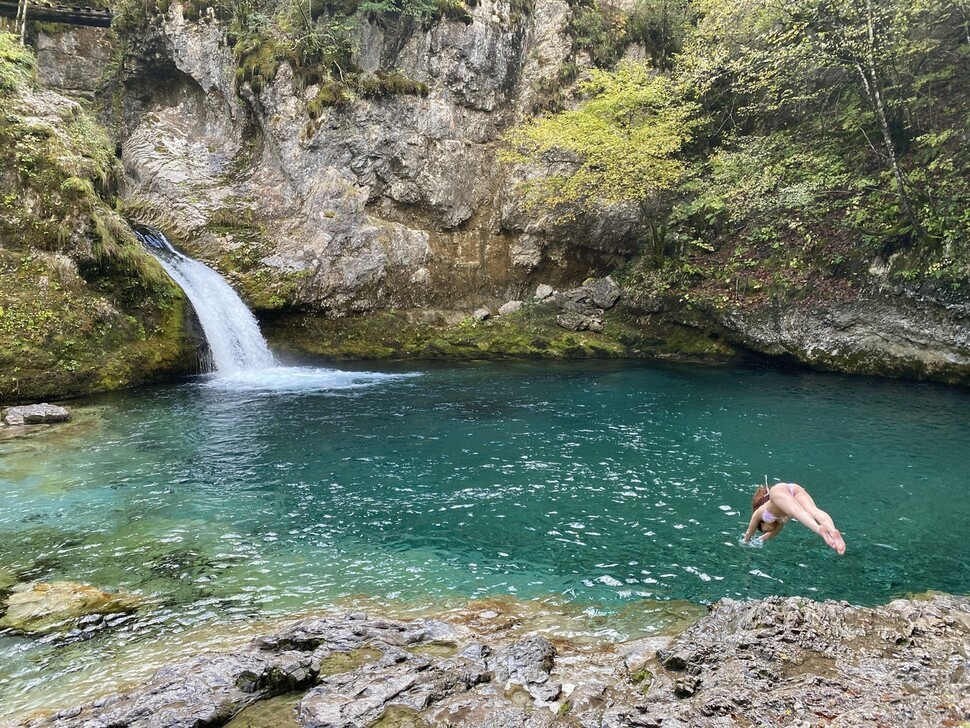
top-left (202, 366), bottom-right (419, 394)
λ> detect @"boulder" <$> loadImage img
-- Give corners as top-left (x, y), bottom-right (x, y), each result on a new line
top-left (472, 308), bottom-right (491, 322)
top-left (535, 284), bottom-right (555, 300)
top-left (492, 635), bottom-right (561, 703)
top-left (498, 300), bottom-right (523, 316)
top-left (556, 312), bottom-right (598, 332)
top-left (0, 581), bottom-right (143, 634)
top-left (586, 276), bottom-right (621, 309)
top-left (2, 404), bottom-right (72, 426)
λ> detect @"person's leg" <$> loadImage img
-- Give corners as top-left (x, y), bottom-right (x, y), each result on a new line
top-left (793, 488), bottom-right (836, 531)
top-left (793, 486), bottom-right (845, 554)
top-left (769, 484), bottom-right (845, 554)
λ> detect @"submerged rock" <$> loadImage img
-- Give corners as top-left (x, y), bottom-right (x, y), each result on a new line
top-left (12, 596), bottom-right (970, 727)
top-left (0, 581), bottom-right (142, 635)
top-left (2, 404), bottom-right (71, 427)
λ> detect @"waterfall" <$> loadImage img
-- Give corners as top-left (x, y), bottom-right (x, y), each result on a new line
top-left (135, 228), bottom-right (276, 375)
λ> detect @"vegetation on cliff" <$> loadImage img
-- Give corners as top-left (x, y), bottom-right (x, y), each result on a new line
top-left (113, 0), bottom-right (465, 117)
top-left (0, 32), bottom-right (197, 404)
top-left (511, 0), bottom-right (970, 313)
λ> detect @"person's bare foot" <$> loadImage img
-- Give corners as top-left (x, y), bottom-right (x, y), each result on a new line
top-left (822, 527), bottom-right (846, 555)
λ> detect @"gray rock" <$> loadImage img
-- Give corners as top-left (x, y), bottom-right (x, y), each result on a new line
top-left (492, 635), bottom-right (561, 703)
top-left (0, 581), bottom-right (140, 635)
top-left (586, 276), bottom-right (621, 309)
top-left (556, 312), bottom-right (591, 332)
top-left (498, 300), bottom-right (523, 316)
top-left (2, 404), bottom-right (71, 426)
top-left (112, 3), bottom-right (638, 322)
top-left (35, 27), bottom-right (111, 96)
top-left (535, 284), bottom-right (554, 300)
top-left (716, 288), bottom-right (970, 383)
top-left (473, 307), bottom-right (491, 322)
top-left (12, 598), bottom-right (970, 728)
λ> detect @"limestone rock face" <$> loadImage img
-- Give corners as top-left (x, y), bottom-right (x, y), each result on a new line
top-left (108, 1), bottom-right (640, 317)
top-left (715, 286), bottom-right (970, 383)
top-left (35, 27), bottom-right (111, 97)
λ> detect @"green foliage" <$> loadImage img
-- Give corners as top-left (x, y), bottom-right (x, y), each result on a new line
top-left (568, 0), bottom-right (630, 68)
top-left (0, 37), bottom-right (194, 402)
top-left (626, 0), bottom-right (693, 70)
top-left (507, 61), bottom-right (707, 263)
top-left (680, 0), bottom-right (970, 247)
top-left (356, 0), bottom-right (438, 17)
top-left (512, 0), bottom-right (968, 308)
top-left (506, 61), bottom-right (700, 251)
top-left (0, 33), bottom-right (36, 93)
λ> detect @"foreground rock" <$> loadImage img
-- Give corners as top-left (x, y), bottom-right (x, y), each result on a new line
top-left (1, 404), bottom-right (71, 427)
top-left (13, 596), bottom-right (970, 727)
top-left (0, 581), bottom-right (143, 635)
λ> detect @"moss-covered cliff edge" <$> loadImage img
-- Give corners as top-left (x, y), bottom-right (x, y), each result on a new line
top-left (0, 32), bottom-right (199, 404)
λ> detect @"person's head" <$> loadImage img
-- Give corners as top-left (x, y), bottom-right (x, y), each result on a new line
top-left (752, 485), bottom-right (770, 533)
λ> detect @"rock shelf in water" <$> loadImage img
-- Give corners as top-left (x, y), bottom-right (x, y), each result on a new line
top-left (11, 595), bottom-right (970, 728)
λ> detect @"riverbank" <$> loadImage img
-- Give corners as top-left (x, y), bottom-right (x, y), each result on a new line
top-left (8, 594), bottom-right (969, 728)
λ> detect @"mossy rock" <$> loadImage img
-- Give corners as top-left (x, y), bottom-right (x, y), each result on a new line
top-left (0, 580), bottom-right (143, 634)
top-left (263, 303), bottom-right (741, 363)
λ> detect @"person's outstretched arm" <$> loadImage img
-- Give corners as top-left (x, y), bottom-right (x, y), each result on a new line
top-left (742, 509), bottom-right (761, 543)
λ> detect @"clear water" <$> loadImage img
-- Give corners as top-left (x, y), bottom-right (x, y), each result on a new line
top-left (1, 360), bottom-right (969, 718)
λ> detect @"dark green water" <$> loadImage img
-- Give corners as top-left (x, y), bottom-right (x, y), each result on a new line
top-left (1, 360), bottom-right (968, 716)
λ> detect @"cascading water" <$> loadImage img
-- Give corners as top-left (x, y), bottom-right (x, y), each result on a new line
top-left (135, 226), bottom-right (414, 393)
top-left (135, 228), bottom-right (276, 375)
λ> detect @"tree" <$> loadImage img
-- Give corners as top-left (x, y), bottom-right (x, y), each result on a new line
top-left (16, 0), bottom-right (27, 45)
top-left (680, 0), bottom-right (969, 244)
top-left (506, 62), bottom-right (700, 260)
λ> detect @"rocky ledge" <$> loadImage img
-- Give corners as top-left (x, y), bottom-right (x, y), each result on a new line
top-left (11, 595), bottom-right (969, 728)
top-left (1, 404), bottom-right (71, 427)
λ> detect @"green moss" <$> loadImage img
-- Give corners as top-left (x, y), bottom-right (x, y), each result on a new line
top-left (262, 302), bottom-right (731, 363)
top-left (0, 37), bottom-right (198, 403)
top-left (317, 647), bottom-right (382, 676)
top-left (264, 306), bottom-right (636, 359)
top-left (357, 71), bottom-right (428, 99)
top-left (307, 80), bottom-right (355, 116)
top-left (630, 667), bottom-right (653, 693)
top-left (433, 0), bottom-right (473, 24)
top-left (0, 34), bottom-right (36, 92)
top-left (234, 36), bottom-right (292, 92)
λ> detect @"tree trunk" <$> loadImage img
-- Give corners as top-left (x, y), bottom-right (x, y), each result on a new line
top-left (857, 0), bottom-right (923, 242)
top-left (16, 0), bottom-right (27, 45)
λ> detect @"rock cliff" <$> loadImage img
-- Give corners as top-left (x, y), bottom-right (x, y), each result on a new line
top-left (11, 595), bottom-right (970, 727)
top-left (22, 2), bottom-right (970, 388)
top-left (107, 1), bottom-right (639, 318)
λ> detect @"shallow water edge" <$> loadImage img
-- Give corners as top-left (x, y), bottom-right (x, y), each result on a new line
top-left (8, 593), bottom-right (970, 728)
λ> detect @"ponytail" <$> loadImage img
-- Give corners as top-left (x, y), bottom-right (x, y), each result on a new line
top-left (752, 486), bottom-right (769, 512)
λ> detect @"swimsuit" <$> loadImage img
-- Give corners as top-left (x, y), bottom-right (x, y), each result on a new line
top-left (761, 483), bottom-right (796, 523)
